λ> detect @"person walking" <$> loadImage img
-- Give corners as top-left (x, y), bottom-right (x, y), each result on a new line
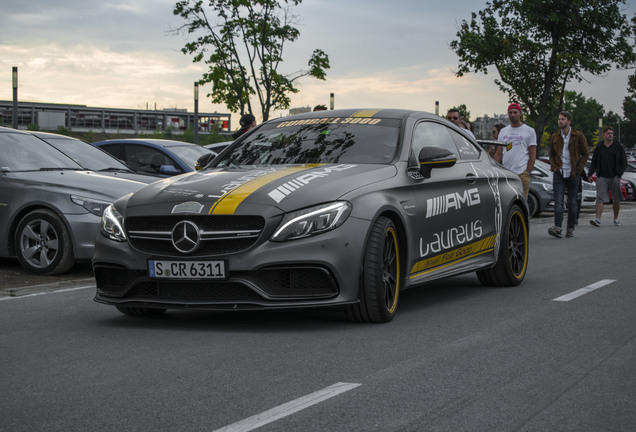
top-left (547, 111), bottom-right (589, 238)
top-left (446, 108), bottom-right (475, 138)
top-left (588, 125), bottom-right (628, 227)
top-left (232, 113), bottom-right (257, 139)
top-left (488, 123), bottom-right (506, 157)
top-left (493, 103), bottom-right (537, 199)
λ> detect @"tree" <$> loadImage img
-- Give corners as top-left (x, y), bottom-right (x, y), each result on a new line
top-left (560, 90), bottom-right (605, 146)
top-left (451, 0), bottom-right (635, 141)
top-left (621, 97), bottom-right (636, 147)
top-left (173, 0), bottom-right (330, 121)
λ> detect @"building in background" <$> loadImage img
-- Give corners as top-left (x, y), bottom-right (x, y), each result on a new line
top-left (472, 113), bottom-right (508, 140)
top-left (0, 100), bottom-right (232, 135)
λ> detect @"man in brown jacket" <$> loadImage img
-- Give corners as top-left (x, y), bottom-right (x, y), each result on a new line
top-left (547, 111), bottom-right (589, 238)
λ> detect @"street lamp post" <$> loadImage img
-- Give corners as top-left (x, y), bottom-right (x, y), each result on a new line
top-left (194, 82), bottom-right (199, 144)
top-left (12, 67), bottom-right (18, 129)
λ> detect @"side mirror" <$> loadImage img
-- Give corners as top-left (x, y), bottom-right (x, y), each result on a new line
top-left (159, 165), bottom-right (179, 174)
top-left (195, 153), bottom-right (216, 170)
top-left (418, 146), bottom-right (456, 178)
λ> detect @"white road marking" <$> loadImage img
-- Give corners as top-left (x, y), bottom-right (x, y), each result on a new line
top-left (0, 284), bottom-right (94, 301)
top-left (212, 382), bottom-right (361, 432)
top-left (552, 279), bottom-right (616, 302)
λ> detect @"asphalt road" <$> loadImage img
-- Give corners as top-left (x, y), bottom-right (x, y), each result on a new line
top-left (1, 204), bottom-right (635, 432)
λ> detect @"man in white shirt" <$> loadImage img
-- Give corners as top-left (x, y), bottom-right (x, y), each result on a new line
top-left (493, 103), bottom-right (537, 199)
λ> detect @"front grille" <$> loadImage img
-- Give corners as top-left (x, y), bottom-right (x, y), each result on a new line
top-left (95, 265), bottom-right (339, 302)
top-left (125, 215), bottom-right (265, 256)
top-left (128, 281), bottom-right (262, 300)
top-left (252, 267), bottom-right (339, 298)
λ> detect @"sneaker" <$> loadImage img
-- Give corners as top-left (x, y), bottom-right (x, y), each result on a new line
top-left (566, 229), bottom-right (574, 238)
top-left (614, 219), bottom-right (620, 226)
top-left (548, 227), bottom-right (562, 238)
top-left (590, 218), bottom-right (601, 227)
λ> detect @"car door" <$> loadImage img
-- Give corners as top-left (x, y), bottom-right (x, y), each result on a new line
top-left (408, 121), bottom-right (491, 282)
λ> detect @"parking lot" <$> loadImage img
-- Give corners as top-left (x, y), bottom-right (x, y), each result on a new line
top-left (2, 203), bottom-right (635, 432)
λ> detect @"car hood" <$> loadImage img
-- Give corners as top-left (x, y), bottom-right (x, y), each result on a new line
top-left (94, 170), bottom-right (161, 184)
top-left (126, 163), bottom-right (397, 215)
top-left (7, 170), bottom-right (147, 201)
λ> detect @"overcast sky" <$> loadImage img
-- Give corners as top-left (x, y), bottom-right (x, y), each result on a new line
top-left (1, 0), bottom-right (635, 125)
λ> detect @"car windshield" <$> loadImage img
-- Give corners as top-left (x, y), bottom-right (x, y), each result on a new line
top-left (170, 145), bottom-right (213, 168)
top-left (42, 136), bottom-right (130, 171)
top-left (216, 117), bottom-right (400, 167)
top-left (0, 132), bottom-right (84, 172)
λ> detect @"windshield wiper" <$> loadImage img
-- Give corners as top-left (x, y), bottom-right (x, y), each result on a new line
top-left (39, 167), bottom-right (83, 171)
top-left (97, 167), bottom-right (132, 173)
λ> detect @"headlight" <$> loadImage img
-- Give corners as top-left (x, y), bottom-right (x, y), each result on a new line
top-left (271, 201), bottom-right (352, 242)
top-left (71, 195), bottom-right (111, 216)
top-left (540, 183), bottom-right (553, 192)
top-left (101, 204), bottom-right (127, 242)
top-left (582, 181), bottom-right (596, 191)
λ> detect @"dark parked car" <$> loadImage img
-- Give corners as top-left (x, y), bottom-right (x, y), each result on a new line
top-left (0, 127), bottom-right (147, 275)
top-left (528, 173), bottom-right (554, 217)
top-left (28, 131), bottom-right (158, 183)
top-left (477, 140), bottom-right (554, 217)
top-left (93, 109), bottom-right (529, 322)
top-left (92, 138), bottom-right (213, 177)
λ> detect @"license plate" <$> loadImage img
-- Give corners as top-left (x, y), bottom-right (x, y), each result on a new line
top-left (148, 260), bottom-right (226, 279)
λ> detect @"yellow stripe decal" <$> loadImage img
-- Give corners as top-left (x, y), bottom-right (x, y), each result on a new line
top-left (420, 159), bottom-right (455, 165)
top-left (209, 164), bottom-right (324, 214)
top-left (409, 234), bottom-right (498, 279)
top-left (351, 110), bottom-right (381, 118)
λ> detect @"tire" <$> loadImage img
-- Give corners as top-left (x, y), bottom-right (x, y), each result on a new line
top-left (527, 192), bottom-right (539, 217)
top-left (116, 306), bottom-right (167, 317)
top-left (15, 209), bottom-right (74, 275)
top-left (476, 204), bottom-right (528, 287)
top-left (346, 216), bottom-right (400, 323)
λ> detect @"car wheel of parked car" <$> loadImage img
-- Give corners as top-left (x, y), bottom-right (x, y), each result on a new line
top-left (347, 216), bottom-right (400, 323)
top-left (116, 306), bottom-right (167, 317)
top-left (527, 192), bottom-right (539, 217)
top-left (476, 204), bottom-right (528, 287)
top-left (15, 209), bottom-right (74, 275)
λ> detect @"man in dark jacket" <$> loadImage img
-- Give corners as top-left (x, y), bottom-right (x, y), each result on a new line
top-left (232, 113), bottom-right (256, 140)
top-left (547, 111), bottom-right (589, 238)
top-left (587, 125), bottom-right (628, 227)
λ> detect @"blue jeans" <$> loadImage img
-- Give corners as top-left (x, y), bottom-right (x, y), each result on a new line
top-left (553, 171), bottom-right (580, 230)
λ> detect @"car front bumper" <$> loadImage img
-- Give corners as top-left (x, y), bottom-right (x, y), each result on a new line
top-left (92, 216), bottom-right (372, 310)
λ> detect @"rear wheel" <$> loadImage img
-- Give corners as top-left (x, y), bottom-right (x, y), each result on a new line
top-left (116, 306), bottom-right (167, 317)
top-left (347, 217), bottom-right (400, 323)
top-left (476, 204), bottom-right (528, 286)
top-left (15, 209), bottom-right (74, 275)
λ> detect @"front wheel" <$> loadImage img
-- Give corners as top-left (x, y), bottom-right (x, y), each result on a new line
top-left (476, 204), bottom-right (528, 286)
top-left (15, 209), bottom-right (74, 275)
top-left (346, 216), bottom-right (400, 323)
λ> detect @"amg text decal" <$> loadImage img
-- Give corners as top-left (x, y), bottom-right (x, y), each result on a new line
top-left (426, 188), bottom-right (480, 218)
top-left (268, 164), bottom-right (357, 203)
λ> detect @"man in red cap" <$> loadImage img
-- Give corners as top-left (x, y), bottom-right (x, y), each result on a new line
top-left (494, 103), bottom-right (537, 199)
